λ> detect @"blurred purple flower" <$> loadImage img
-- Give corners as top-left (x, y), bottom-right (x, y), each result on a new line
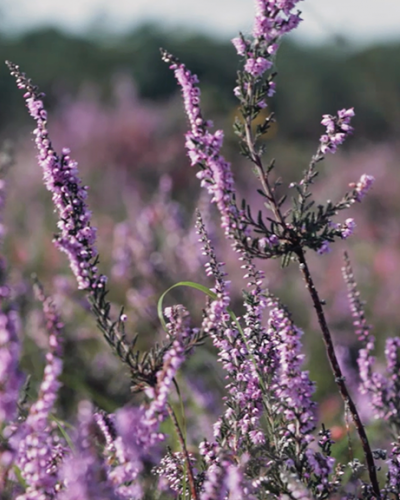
top-left (317, 241), bottom-right (331, 255)
top-left (59, 402), bottom-right (120, 500)
top-left (16, 288), bottom-right (65, 499)
top-left (354, 174), bottom-right (375, 201)
top-left (0, 310), bottom-right (22, 425)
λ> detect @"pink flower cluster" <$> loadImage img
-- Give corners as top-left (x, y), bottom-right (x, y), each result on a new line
top-left (320, 108), bottom-right (355, 154)
top-left (232, 0), bottom-right (303, 79)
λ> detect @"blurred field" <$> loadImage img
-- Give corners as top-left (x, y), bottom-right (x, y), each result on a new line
top-left (1, 26), bottom-right (399, 451)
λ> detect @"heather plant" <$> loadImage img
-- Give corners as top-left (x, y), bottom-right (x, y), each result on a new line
top-left (1, 1), bottom-right (399, 499)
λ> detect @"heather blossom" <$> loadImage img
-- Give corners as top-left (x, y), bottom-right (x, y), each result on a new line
top-left (196, 214), bottom-right (271, 453)
top-left (161, 50), bottom-right (245, 243)
top-left (2, 0), bottom-right (395, 497)
top-left (144, 305), bottom-right (194, 428)
top-left (341, 218), bottom-right (356, 239)
top-left (15, 286), bottom-right (65, 500)
top-left (6, 61), bottom-right (103, 291)
top-left (386, 442), bottom-right (400, 494)
top-left (94, 411), bottom-right (144, 499)
top-left (0, 309), bottom-right (22, 425)
top-left (0, 162), bottom-right (23, 427)
top-left (162, 0), bottom-right (379, 490)
top-left (200, 458), bottom-right (255, 500)
top-left (244, 57), bottom-right (273, 77)
top-left (342, 253), bottom-right (394, 424)
top-left (353, 174), bottom-right (375, 201)
top-left (59, 402), bottom-right (120, 500)
top-left (232, 0), bottom-right (303, 79)
top-left (153, 450), bottom-right (197, 496)
top-left (320, 108), bottom-right (355, 154)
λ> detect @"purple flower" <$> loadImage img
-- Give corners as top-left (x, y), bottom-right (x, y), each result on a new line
top-left (114, 405), bottom-right (162, 459)
top-left (342, 254), bottom-right (392, 420)
top-left (7, 62), bottom-right (104, 291)
top-left (317, 241), bottom-right (331, 255)
top-left (197, 216), bottom-right (273, 454)
top-left (354, 174), bottom-right (375, 201)
top-left (59, 402), bottom-right (120, 500)
top-left (154, 450), bottom-right (197, 496)
top-left (16, 289), bottom-right (65, 499)
top-left (331, 218), bottom-right (356, 240)
top-left (384, 337), bottom-right (400, 423)
top-left (200, 462), bottom-right (226, 500)
top-left (320, 108), bottom-right (355, 154)
top-left (231, 37), bottom-right (247, 56)
top-left (94, 411), bottom-right (144, 499)
top-left (144, 305), bottom-right (193, 429)
top-left (253, 0), bottom-right (303, 41)
top-left (162, 51), bottom-right (245, 242)
top-left (387, 442), bottom-right (400, 491)
top-left (0, 168), bottom-right (23, 427)
top-left (235, 0), bottom-right (303, 79)
top-left (244, 57), bottom-right (273, 77)
top-left (0, 310), bottom-right (22, 424)
top-left (267, 297), bottom-right (317, 437)
top-left (341, 218), bottom-right (356, 239)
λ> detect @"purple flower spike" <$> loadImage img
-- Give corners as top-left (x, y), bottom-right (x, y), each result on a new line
top-left (0, 310), bottom-right (22, 424)
top-left (231, 36), bottom-right (248, 56)
top-left (141, 305), bottom-right (194, 446)
top-left (154, 450), bottom-right (197, 496)
top-left (320, 108), bottom-right (355, 154)
top-left (7, 62), bottom-right (103, 291)
top-left (59, 402), bottom-right (120, 500)
top-left (342, 254), bottom-right (391, 420)
top-left (266, 296), bottom-right (317, 438)
top-left (354, 174), bottom-right (375, 201)
top-left (200, 459), bottom-right (256, 500)
top-left (234, 0), bottom-right (303, 80)
top-left (94, 411), bottom-right (144, 499)
top-left (0, 162), bottom-right (23, 426)
top-left (16, 288), bottom-right (65, 498)
top-left (162, 51), bottom-right (244, 242)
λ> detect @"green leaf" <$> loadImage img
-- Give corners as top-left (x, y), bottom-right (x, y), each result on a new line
top-left (13, 464), bottom-right (27, 488)
top-left (51, 414), bottom-right (75, 452)
top-left (157, 281), bottom-right (218, 331)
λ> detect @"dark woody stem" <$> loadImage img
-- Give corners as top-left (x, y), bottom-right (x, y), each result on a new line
top-left (244, 93), bottom-right (286, 228)
top-left (296, 248), bottom-right (380, 498)
top-left (167, 402), bottom-right (199, 500)
top-left (243, 82), bottom-right (380, 496)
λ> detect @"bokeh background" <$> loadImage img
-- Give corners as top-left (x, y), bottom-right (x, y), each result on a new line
top-left (1, 0), bottom-right (399, 455)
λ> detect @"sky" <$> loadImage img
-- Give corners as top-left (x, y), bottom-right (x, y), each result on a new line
top-left (2, 0), bottom-right (400, 46)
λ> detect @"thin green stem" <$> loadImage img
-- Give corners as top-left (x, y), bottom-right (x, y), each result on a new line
top-left (167, 403), bottom-right (199, 500)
